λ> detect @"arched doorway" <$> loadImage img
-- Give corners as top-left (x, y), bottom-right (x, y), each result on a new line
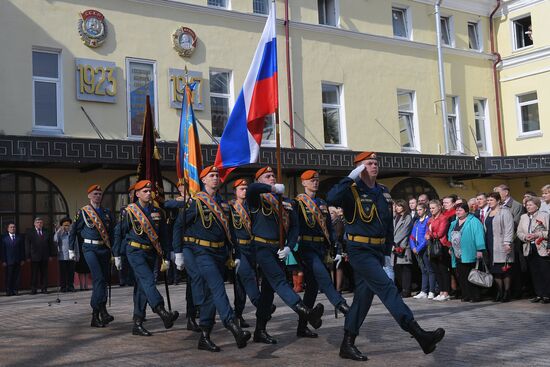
top-left (390, 178), bottom-right (439, 201)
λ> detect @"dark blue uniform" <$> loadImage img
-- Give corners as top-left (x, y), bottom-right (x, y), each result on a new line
top-left (327, 177), bottom-right (414, 336)
top-left (115, 202), bottom-right (169, 319)
top-left (247, 183), bottom-right (301, 322)
top-left (69, 205), bottom-right (114, 311)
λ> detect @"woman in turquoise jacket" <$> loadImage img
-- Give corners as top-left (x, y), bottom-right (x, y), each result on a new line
top-left (448, 202), bottom-right (486, 302)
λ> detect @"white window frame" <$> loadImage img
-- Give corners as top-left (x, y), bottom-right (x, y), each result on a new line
top-left (516, 91), bottom-right (541, 139)
top-left (446, 95), bottom-right (463, 154)
top-left (252, 0), bottom-right (269, 15)
top-left (32, 48), bottom-right (63, 134)
top-left (125, 57), bottom-right (159, 139)
top-left (318, 0), bottom-right (340, 27)
top-left (511, 14), bottom-right (533, 51)
top-left (397, 90), bottom-right (420, 153)
top-left (392, 5), bottom-right (412, 40)
top-left (473, 98), bottom-right (492, 156)
top-left (321, 82), bottom-right (347, 149)
top-left (468, 21), bottom-right (482, 51)
top-left (440, 15), bottom-right (454, 47)
top-left (209, 68), bottom-right (234, 140)
top-left (261, 115), bottom-right (276, 147)
top-left (208, 0), bottom-right (230, 9)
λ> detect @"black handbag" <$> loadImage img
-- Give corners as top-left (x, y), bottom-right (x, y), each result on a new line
top-left (427, 238), bottom-right (442, 259)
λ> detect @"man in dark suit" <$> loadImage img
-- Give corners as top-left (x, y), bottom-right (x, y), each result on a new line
top-left (1, 222), bottom-right (25, 296)
top-left (25, 217), bottom-right (56, 294)
top-left (474, 193), bottom-right (489, 225)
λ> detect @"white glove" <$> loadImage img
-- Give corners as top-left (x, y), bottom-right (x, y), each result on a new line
top-left (348, 164), bottom-right (365, 180)
top-left (384, 255), bottom-right (392, 268)
top-left (273, 184), bottom-right (285, 195)
top-left (234, 258), bottom-right (241, 273)
top-left (334, 254), bottom-right (342, 268)
top-left (277, 246), bottom-right (291, 260)
top-left (163, 260), bottom-right (170, 270)
top-left (114, 256), bottom-right (122, 271)
top-left (170, 251), bottom-right (175, 262)
top-left (68, 250), bottom-right (76, 261)
top-left (175, 252), bottom-right (185, 271)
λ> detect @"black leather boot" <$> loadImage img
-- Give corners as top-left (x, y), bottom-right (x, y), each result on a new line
top-left (198, 326), bottom-right (220, 352)
top-left (153, 304), bottom-right (179, 329)
top-left (295, 301), bottom-right (324, 329)
top-left (99, 302), bottom-right (114, 325)
top-left (253, 318), bottom-right (277, 344)
top-left (408, 320), bottom-right (445, 354)
top-left (296, 316), bottom-right (318, 338)
top-left (132, 316), bottom-right (152, 336)
top-left (237, 315), bottom-right (250, 328)
top-left (225, 318), bottom-right (251, 348)
top-left (187, 317), bottom-right (201, 332)
top-left (501, 290), bottom-right (510, 303)
top-left (337, 302), bottom-right (350, 315)
top-left (339, 330), bottom-right (368, 361)
top-left (91, 310), bottom-right (105, 328)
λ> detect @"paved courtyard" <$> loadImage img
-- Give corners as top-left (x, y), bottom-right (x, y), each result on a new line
top-left (1, 284), bottom-right (549, 367)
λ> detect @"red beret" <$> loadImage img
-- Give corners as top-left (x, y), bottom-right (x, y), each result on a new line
top-left (128, 183), bottom-right (135, 192)
top-left (255, 166), bottom-right (273, 180)
top-left (87, 184), bottom-right (102, 194)
top-left (354, 151), bottom-right (377, 164)
top-left (200, 165), bottom-right (218, 179)
top-left (134, 180), bottom-right (152, 191)
top-left (300, 170), bottom-right (318, 180)
top-left (233, 178), bottom-right (248, 188)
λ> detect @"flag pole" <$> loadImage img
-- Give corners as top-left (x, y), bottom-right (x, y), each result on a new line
top-left (275, 108), bottom-right (284, 251)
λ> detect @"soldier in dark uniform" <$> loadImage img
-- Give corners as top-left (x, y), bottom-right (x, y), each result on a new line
top-left (173, 166), bottom-right (250, 352)
top-left (113, 180), bottom-right (179, 336)
top-left (327, 152), bottom-right (445, 361)
top-left (248, 166), bottom-right (324, 345)
top-left (294, 170), bottom-right (350, 338)
top-left (69, 184), bottom-right (115, 328)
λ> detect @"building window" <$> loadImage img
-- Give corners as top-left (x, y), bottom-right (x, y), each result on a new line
top-left (468, 22), bottom-right (481, 50)
top-left (517, 92), bottom-right (540, 134)
top-left (322, 83), bottom-right (345, 146)
top-left (446, 96), bottom-right (461, 153)
top-left (397, 90), bottom-right (418, 151)
top-left (318, 0), bottom-right (338, 26)
top-left (208, 0), bottom-right (227, 8)
top-left (262, 115), bottom-right (275, 145)
top-left (513, 15), bottom-right (533, 50)
top-left (210, 69), bottom-right (232, 138)
top-left (32, 49), bottom-right (62, 132)
top-left (474, 99), bottom-right (488, 152)
top-left (126, 58), bottom-right (157, 138)
top-left (440, 16), bottom-right (453, 46)
top-left (392, 7), bottom-right (409, 38)
top-left (0, 171), bottom-right (69, 233)
top-left (253, 0), bottom-right (268, 14)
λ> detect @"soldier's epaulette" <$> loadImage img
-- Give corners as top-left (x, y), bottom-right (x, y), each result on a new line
top-left (379, 183), bottom-right (389, 192)
top-left (351, 182), bottom-right (358, 187)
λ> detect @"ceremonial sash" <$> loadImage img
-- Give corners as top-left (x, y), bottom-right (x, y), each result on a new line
top-left (261, 193), bottom-right (290, 233)
top-left (81, 205), bottom-right (111, 248)
top-left (126, 203), bottom-right (163, 256)
top-left (296, 194), bottom-right (330, 242)
top-left (231, 201), bottom-right (252, 237)
top-left (194, 192), bottom-right (232, 242)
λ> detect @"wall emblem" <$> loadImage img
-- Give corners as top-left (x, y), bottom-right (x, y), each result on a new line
top-left (78, 10), bottom-right (107, 48)
top-left (172, 27), bottom-right (197, 57)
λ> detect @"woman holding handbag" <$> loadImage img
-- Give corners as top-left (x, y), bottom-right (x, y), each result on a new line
top-left (411, 203), bottom-right (436, 299)
top-left (392, 200), bottom-right (413, 297)
top-left (517, 197), bottom-right (550, 304)
top-left (484, 192), bottom-right (515, 302)
top-left (425, 200), bottom-right (452, 301)
top-left (448, 202), bottom-right (486, 303)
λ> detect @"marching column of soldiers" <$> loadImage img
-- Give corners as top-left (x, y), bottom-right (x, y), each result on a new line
top-left (71, 151), bottom-right (445, 361)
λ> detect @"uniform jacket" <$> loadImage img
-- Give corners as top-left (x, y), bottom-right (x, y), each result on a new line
top-left (293, 194), bottom-right (335, 247)
top-left (448, 214), bottom-right (486, 266)
top-left (25, 228), bottom-right (56, 261)
top-left (517, 211), bottom-right (549, 257)
top-left (393, 213), bottom-right (413, 265)
top-left (1, 233), bottom-right (25, 265)
top-left (485, 207), bottom-right (515, 264)
top-left (69, 205), bottom-right (115, 251)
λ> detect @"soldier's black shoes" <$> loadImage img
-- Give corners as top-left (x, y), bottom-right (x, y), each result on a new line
top-left (132, 317), bottom-right (152, 336)
top-left (187, 317), bottom-right (201, 332)
top-left (297, 326), bottom-right (318, 338)
top-left (99, 303), bottom-right (114, 324)
top-left (253, 329), bottom-right (277, 344)
top-left (226, 318), bottom-right (251, 348)
top-left (198, 326), bottom-right (221, 352)
top-left (408, 320), bottom-right (445, 354)
top-left (295, 302), bottom-right (324, 329)
top-left (337, 302), bottom-right (350, 316)
top-left (91, 310), bottom-right (105, 328)
top-left (237, 315), bottom-right (250, 328)
top-left (339, 331), bottom-right (368, 361)
top-left (153, 305), bottom-right (179, 329)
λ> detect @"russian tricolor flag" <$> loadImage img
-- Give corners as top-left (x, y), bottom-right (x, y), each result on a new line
top-left (215, 1), bottom-right (278, 179)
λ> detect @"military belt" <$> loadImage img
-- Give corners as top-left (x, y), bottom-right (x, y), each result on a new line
top-left (237, 239), bottom-right (251, 245)
top-left (301, 235), bottom-right (325, 243)
top-left (183, 236), bottom-right (196, 243)
top-left (252, 236), bottom-right (279, 245)
top-left (83, 239), bottom-right (104, 245)
top-left (194, 239), bottom-right (225, 248)
top-left (129, 241), bottom-right (153, 251)
top-left (346, 235), bottom-right (385, 245)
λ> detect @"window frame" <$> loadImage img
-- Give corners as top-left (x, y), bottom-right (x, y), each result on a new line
top-left (468, 21), bottom-right (482, 51)
top-left (511, 14), bottom-right (533, 51)
top-left (318, 0), bottom-right (340, 27)
top-left (473, 98), bottom-right (492, 155)
top-left (208, 0), bottom-right (230, 9)
top-left (209, 68), bottom-right (234, 140)
top-left (446, 95), bottom-right (463, 154)
top-left (32, 48), bottom-right (63, 134)
top-left (397, 89), bottom-right (420, 153)
top-left (516, 91), bottom-right (541, 138)
top-left (440, 15), bottom-right (454, 47)
top-left (321, 82), bottom-right (347, 149)
top-left (252, 0), bottom-right (269, 15)
top-left (391, 6), bottom-right (411, 40)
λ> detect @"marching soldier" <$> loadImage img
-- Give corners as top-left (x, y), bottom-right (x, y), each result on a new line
top-left (69, 184), bottom-right (115, 328)
top-left (248, 166), bottom-right (324, 345)
top-left (327, 152), bottom-right (445, 361)
top-left (173, 165), bottom-right (251, 352)
top-left (113, 180), bottom-right (179, 336)
top-left (294, 170), bottom-right (350, 338)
